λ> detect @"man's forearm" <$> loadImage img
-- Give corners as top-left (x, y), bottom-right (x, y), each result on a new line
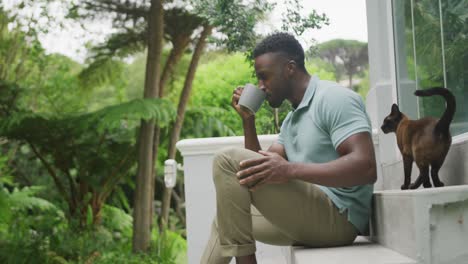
top-left (242, 116), bottom-right (261, 152)
top-left (288, 153), bottom-right (377, 187)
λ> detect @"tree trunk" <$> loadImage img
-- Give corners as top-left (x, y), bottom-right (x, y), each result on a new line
top-left (132, 0), bottom-right (164, 253)
top-left (152, 38), bottom-right (191, 176)
top-left (159, 38), bottom-right (190, 98)
top-left (159, 24), bottom-right (213, 231)
top-left (151, 36), bottom-right (191, 229)
top-left (348, 74), bottom-right (353, 90)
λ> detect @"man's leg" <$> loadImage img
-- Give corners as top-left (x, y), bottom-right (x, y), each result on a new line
top-left (203, 147), bottom-right (357, 262)
top-left (200, 220), bottom-right (233, 264)
top-left (201, 206), bottom-right (294, 264)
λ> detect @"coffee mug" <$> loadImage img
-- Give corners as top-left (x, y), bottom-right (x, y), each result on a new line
top-left (238, 83), bottom-right (266, 114)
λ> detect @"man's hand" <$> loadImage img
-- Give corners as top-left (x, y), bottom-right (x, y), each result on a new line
top-left (232, 86), bottom-right (255, 120)
top-left (236, 150), bottom-right (292, 191)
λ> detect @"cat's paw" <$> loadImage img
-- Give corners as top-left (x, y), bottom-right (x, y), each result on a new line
top-left (401, 184), bottom-right (409, 190)
top-left (409, 182), bottom-right (421, 189)
top-left (434, 181), bottom-right (445, 187)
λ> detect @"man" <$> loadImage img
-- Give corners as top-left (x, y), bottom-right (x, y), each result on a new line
top-left (201, 32), bottom-right (377, 264)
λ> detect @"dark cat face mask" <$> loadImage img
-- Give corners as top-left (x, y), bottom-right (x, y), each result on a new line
top-left (381, 104), bottom-right (403, 134)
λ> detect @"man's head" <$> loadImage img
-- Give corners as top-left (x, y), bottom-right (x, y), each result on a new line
top-left (253, 32), bottom-right (307, 108)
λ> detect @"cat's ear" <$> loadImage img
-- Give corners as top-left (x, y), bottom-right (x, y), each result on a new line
top-left (391, 103), bottom-right (400, 114)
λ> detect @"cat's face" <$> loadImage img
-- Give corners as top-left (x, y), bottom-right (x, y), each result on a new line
top-left (381, 104), bottom-right (403, 134)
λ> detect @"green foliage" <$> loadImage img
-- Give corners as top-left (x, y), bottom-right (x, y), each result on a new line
top-left (125, 53), bottom-right (148, 99)
top-left (125, 50), bottom-right (192, 101)
top-left (400, 0), bottom-right (467, 129)
top-left (23, 54), bottom-right (87, 115)
top-left (101, 205), bottom-right (132, 235)
top-left (281, 0), bottom-right (329, 36)
top-left (1, 97), bottom-right (175, 137)
top-left (79, 58), bottom-right (126, 90)
top-left (0, 7), bottom-right (88, 116)
top-left (192, 0), bottom-right (274, 52)
top-left (0, 148), bottom-right (14, 185)
top-left (0, 97), bottom-right (175, 229)
top-left (311, 39), bottom-right (368, 88)
top-left (0, 184), bottom-right (66, 264)
top-left (183, 107), bottom-right (236, 138)
top-left (0, 7), bottom-right (44, 85)
top-left (180, 52), bottom-right (256, 135)
top-left (5, 186), bottom-right (60, 213)
top-left (305, 59), bottom-right (337, 82)
top-left (355, 70), bottom-right (371, 101)
top-left (78, 97), bottom-right (176, 132)
top-left (0, 186), bottom-right (186, 263)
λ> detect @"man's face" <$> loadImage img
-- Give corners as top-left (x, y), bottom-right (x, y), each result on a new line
top-left (254, 53), bottom-right (290, 108)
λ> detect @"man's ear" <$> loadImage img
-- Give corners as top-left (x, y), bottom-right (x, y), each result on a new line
top-left (391, 103), bottom-right (400, 114)
top-left (286, 60), bottom-right (296, 77)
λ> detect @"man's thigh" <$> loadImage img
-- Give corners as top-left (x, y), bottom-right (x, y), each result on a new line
top-left (251, 179), bottom-right (357, 247)
top-left (251, 205), bottom-right (294, 246)
top-left (216, 147), bottom-right (356, 247)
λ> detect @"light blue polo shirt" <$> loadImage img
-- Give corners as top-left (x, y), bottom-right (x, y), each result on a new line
top-left (277, 75), bottom-right (373, 235)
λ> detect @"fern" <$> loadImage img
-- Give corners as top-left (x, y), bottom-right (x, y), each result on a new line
top-left (0, 98), bottom-right (176, 138)
top-left (78, 57), bottom-right (127, 91)
top-left (184, 106), bottom-right (236, 138)
top-left (6, 186), bottom-right (61, 213)
top-left (0, 189), bottom-right (10, 229)
top-left (75, 98), bottom-right (176, 132)
top-left (101, 205), bottom-right (133, 234)
top-left (0, 98), bottom-right (175, 229)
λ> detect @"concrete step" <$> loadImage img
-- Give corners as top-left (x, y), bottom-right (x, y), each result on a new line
top-left (292, 237), bottom-right (417, 264)
top-left (371, 185), bottom-right (468, 264)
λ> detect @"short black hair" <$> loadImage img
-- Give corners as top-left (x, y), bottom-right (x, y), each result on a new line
top-left (253, 32), bottom-right (306, 72)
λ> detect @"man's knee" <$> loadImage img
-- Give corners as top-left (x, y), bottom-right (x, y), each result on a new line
top-left (213, 147), bottom-right (241, 173)
top-left (212, 147), bottom-right (253, 184)
top-left (213, 147), bottom-right (246, 168)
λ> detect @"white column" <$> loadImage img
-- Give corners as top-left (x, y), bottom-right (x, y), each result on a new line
top-left (365, 0), bottom-right (401, 179)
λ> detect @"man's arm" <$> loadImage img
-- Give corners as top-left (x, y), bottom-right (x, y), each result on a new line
top-left (232, 87), bottom-right (263, 152)
top-left (288, 132), bottom-right (376, 187)
top-left (242, 116), bottom-right (261, 152)
top-left (267, 142), bottom-right (287, 160)
top-left (237, 132), bottom-right (376, 190)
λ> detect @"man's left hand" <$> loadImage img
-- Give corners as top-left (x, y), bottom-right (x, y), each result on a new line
top-left (237, 150), bottom-right (291, 191)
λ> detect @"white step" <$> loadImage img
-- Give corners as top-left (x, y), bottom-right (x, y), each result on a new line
top-left (371, 185), bottom-right (468, 264)
top-left (292, 237), bottom-right (417, 264)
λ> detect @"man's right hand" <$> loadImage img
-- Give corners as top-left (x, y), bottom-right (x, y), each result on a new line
top-left (231, 86), bottom-right (255, 120)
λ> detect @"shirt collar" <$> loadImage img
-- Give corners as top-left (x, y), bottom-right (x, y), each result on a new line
top-left (294, 75), bottom-right (319, 111)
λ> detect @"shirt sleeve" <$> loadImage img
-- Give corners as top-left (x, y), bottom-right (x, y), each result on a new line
top-left (318, 87), bottom-right (372, 149)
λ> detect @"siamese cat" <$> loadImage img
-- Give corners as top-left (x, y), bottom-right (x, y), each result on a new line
top-left (381, 87), bottom-right (456, 190)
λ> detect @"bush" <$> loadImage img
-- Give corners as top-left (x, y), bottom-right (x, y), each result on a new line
top-left (0, 185), bottom-right (187, 264)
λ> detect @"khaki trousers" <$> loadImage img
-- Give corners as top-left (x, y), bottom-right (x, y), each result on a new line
top-left (201, 147), bottom-right (358, 264)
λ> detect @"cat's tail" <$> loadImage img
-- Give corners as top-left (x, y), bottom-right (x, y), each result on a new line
top-left (414, 87), bottom-right (456, 137)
